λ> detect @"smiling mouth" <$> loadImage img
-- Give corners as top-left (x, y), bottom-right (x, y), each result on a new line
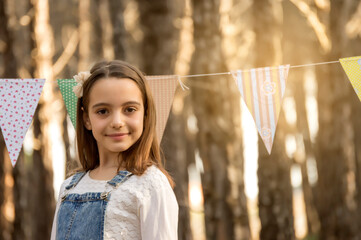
top-left (107, 133), bottom-right (129, 137)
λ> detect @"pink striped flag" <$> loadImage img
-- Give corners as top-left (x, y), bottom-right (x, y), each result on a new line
top-left (145, 75), bottom-right (179, 142)
top-left (231, 65), bottom-right (290, 154)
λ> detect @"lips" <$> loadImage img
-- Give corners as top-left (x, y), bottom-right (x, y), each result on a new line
top-left (106, 133), bottom-right (129, 140)
top-left (107, 133), bottom-right (128, 137)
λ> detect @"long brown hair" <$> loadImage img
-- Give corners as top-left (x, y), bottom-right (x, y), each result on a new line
top-left (75, 60), bottom-right (174, 187)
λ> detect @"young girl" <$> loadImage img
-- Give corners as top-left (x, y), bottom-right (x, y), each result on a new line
top-left (51, 60), bottom-right (178, 240)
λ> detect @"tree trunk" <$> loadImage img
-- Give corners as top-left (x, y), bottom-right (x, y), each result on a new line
top-left (348, 5), bottom-right (361, 236)
top-left (136, 0), bottom-right (183, 74)
top-left (30, 108), bottom-right (55, 239)
top-left (190, 0), bottom-right (250, 239)
top-left (0, 0), bottom-right (17, 77)
top-left (11, 0), bottom-right (33, 238)
top-left (12, 155), bottom-right (27, 240)
top-left (0, 0), bottom-right (17, 238)
top-left (29, 0), bottom-right (56, 238)
top-left (108, 0), bottom-right (127, 60)
top-left (135, 0), bottom-right (193, 238)
top-left (0, 138), bottom-right (6, 240)
top-left (98, 0), bottom-right (114, 60)
top-left (282, 1), bottom-right (321, 236)
top-left (292, 72), bottom-right (320, 237)
top-left (343, 1), bottom-right (361, 237)
top-left (314, 0), bottom-right (358, 239)
top-left (257, 114), bottom-right (295, 240)
top-left (78, 0), bottom-right (92, 70)
top-left (352, 72), bottom-right (361, 237)
top-left (253, 0), bottom-right (295, 239)
top-left (161, 95), bottom-right (194, 240)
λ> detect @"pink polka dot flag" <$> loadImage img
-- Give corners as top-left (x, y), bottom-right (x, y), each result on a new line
top-left (0, 79), bottom-right (45, 166)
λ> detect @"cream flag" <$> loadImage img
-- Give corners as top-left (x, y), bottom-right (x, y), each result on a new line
top-left (232, 65), bottom-right (290, 154)
top-left (145, 75), bottom-right (179, 142)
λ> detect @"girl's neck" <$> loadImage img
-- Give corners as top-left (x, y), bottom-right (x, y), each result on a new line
top-left (89, 155), bottom-right (125, 181)
top-left (89, 166), bottom-right (118, 181)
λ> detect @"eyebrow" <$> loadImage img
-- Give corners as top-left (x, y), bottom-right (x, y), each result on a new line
top-left (91, 101), bottom-right (142, 109)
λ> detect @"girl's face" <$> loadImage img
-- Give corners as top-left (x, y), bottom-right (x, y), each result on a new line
top-left (83, 77), bottom-right (144, 158)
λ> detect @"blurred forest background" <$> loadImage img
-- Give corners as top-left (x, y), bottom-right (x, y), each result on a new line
top-left (1, 0), bottom-right (361, 239)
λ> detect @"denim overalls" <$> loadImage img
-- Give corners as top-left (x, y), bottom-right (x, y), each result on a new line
top-left (56, 170), bottom-right (133, 240)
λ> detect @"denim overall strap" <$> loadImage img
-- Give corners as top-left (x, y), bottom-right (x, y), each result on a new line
top-left (56, 170), bottom-right (132, 240)
top-left (107, 170), bottom-right (133, 187)
top-left (99, 171), bottom-right (133, 201)
top-left (65, 172), bottom-right (86, 190)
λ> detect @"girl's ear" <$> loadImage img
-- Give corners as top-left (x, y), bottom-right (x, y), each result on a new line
top-left (82, 109), bottom-right (92, 130)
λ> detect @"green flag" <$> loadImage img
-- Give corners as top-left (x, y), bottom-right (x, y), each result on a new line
top-left (57, 79), bottom-right (78, 128)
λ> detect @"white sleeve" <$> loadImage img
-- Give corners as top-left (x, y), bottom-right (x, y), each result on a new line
top-left (50, 179), bottom-right (69, 240)
top-left (50, 199), bottom-right (61, 240)
top-left (139, 184), bottom-right (179, 240)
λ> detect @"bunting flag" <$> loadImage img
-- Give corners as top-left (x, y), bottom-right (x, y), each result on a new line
top-left (231, 65), bottom-right (290, 154)
top-left (57, 79), bottom-right (78, 127)
top-left (58, 75), bottom-right (178, 141)
top-left (340, 56), bottom-right (361, 101)
top-left (145, 75), bottom-right (178, 141)
top-left (0, 79), bottom-right (45, 166)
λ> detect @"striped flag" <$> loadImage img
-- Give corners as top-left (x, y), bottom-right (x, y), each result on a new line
top-left (231, 65), bottom-right (290, 154)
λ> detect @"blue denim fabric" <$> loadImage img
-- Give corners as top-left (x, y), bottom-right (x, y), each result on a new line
top-left (56, 171), bottom-right (132, 240)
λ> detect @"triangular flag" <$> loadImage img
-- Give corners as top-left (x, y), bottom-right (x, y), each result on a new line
top-left (231, 65), bottom-right (290, 154)
top-left (0, 79), bottom-right (45, 166)
top-left (145, 75), bottom-right (178, 142)
top-left (57, 79), bottom-right (78, 128)
top-left (340, 56), bottom-right (361, 101)
top-left (57, 75), bottom-right (179, 142)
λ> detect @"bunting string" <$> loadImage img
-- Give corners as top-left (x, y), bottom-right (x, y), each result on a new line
top-left (180, 60), bottom-right (342, 79)
top-left (1, 56), bottom-right (360, 166)
top-left (31, 58), bottom-right (352, 81)
top-left (288, 60), bottom-right (340, 69)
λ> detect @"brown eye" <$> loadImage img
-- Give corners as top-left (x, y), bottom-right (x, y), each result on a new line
top-left (97, 109), bottom-right (108, 115)
top-left (125, 107), bottom-right (137, 113)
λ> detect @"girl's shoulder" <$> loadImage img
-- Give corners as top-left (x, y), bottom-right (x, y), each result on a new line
top-left (64, 171), bottom-right (86, 184)
top-left (139, 165), bottom-right (168, 181)
top-left (131, 165), bottom-right (171, 192)
top-left (58, 171), bottom-right (86, 195)
top-left (123, 165), bottom-right (176, 204)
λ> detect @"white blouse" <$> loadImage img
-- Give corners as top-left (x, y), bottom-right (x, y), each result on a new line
top-left (50, 165), bottom-right (179, 240)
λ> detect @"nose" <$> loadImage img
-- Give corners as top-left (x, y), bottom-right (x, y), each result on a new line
top-left (111, 111), bottom-right (125, 129)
